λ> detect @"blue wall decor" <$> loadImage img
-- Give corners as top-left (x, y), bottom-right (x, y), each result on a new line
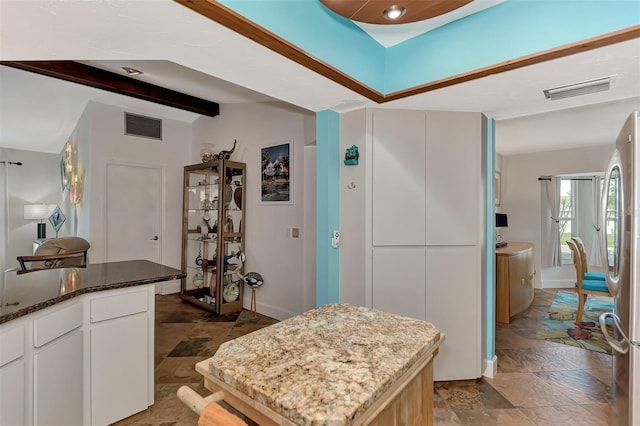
top-left (344, 145), bottom-right (359, 166)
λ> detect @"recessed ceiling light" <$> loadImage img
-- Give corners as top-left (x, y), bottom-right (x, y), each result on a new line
top-left (543, 75), bottom-right (616, 100)
top-left (122, 66), bottom-right (143, 76)
top-left (383, 5), bottom-right (406, 21)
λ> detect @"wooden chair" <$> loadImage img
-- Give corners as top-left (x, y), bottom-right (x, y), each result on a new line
top-left (566, 239), bottom-right (610, 324)
top-left (17, 237), bottom-right (90, 274)
top-left (571, 236), bottom-right (606, 281)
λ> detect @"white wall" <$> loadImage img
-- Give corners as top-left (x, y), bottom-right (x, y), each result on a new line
top-left (192, 102), bottom-right (315, 320)
top-left (498, 144), bottom-right (613, 287)
top-left (1, 147), bottom-right (61, 270)
top-left (84, 101), bottom-right (192, 273)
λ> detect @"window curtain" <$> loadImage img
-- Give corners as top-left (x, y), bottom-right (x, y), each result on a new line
top-left (542, 177), bottom-right (562, 267)
top-left (589, 176), bottom-right (603, 267)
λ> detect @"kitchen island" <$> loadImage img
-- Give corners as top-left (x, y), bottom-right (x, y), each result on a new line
top-left (0, 260), bottom-right (184, 425)
top-left (195, 303), bottom-right (444, 425)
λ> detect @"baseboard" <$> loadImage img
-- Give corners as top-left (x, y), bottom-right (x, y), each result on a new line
top-left (248, 297), bottom-right (298, 321)
top-left (483, 355), bottom-right (498, 378)
top-left (541, 279), bottom-right (574, 289)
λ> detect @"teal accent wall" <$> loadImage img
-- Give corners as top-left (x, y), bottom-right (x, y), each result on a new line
top-left (316, 110), bottom-right (341, 306)
top-left (218, 0), bottom-right (385, 90)
top-left (384, 0), bottom-right (640, 92)
top-left (219, 0), bottom-right (639, 94)
top-left (486, 118), bottom-right (496, 361)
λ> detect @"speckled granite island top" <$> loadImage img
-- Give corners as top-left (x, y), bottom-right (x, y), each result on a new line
top-left (0, 260), bottom-right (184, 324)
top-left (204, 304), bottom-right (442, 425)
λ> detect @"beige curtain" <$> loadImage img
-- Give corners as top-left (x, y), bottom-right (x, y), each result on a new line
top-left (542, 177), bottom-right (562, 267)
top-left (589, 176), bottom-right (604, 268)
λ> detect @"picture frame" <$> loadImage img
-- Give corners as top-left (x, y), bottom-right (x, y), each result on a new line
top-left (48, 205), bottom-right (66, 234)
top-left (261, 142), bottom-right (292, 204)
top-left (495, 171), bottom-right (502, 207)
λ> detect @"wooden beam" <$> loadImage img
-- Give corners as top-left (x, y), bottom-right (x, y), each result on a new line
top-left (0, 60), bottom-right (220, 117)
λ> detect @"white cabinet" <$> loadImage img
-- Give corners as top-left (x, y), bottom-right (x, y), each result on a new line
top-left (342, 108), bottom-right (486, 381)
top-left (89, 288), bottom-right (153, 426)
top-left (33, 330), bottom-right (83, 425)
top-left (372, 109), bottom-right (426, 246)
top-left (32, 302), bottom-right (83, 425)
top-left (0, 360), bottom-right (25, 425)
top-left (0, 284), bottom-right (154, 426)
top-left (0, 324), bottom-right (26, 426)
top-left (372, 247), bottom-right (426, 320)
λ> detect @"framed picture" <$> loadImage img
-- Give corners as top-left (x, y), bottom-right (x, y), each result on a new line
top-left (261, 142), bottom-right (292, 203)
top-left (495, 171), bottom-right (502, 207)
top-left (48, 205), bottom-right (66, 234)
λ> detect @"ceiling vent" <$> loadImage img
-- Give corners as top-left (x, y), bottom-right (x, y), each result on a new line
top-left (125, 113), bottom-right (162, 140)
top-left (543, 75), bottom-right (616, 100)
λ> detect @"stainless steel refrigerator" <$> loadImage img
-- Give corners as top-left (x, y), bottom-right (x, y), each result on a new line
top-left (599, 110), bottom-right (639, 425)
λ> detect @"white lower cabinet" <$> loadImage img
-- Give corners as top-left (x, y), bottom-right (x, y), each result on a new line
top-left (0, 323), bottom-right (26, 425)
top-left (89, 287), bottom-right (153, 426)
top-left (90, 316), bottom-right (149, 425)
top-left (0, 359), bottom-right (25, 425)
top-left (0, 284), bottom-right (154, 426)
top-left (33, 330), bottom-right (83, 425)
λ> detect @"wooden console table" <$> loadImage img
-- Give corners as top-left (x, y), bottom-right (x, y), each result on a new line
top-left (496, 242), bottom-right (535, 324)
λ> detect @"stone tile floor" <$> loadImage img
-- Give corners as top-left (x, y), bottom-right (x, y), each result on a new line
top-left (114, 288), bottom-right (616, 425)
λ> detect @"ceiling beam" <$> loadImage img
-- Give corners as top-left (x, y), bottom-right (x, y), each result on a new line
top-left (0, 60), bottom-right (220, 117)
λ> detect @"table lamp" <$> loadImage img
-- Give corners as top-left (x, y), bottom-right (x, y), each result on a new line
top-left (496, 213), bottom-right (508, 246)
top-left (24, 204), bottom-right (55, 239)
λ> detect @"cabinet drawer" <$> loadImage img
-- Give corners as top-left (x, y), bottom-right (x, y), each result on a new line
top-left (34, 302), bottom-right (82, 348)
top-left (0, 326), bottom-right (25, 367)
top-left (91, 289), bottom-right (148, 323)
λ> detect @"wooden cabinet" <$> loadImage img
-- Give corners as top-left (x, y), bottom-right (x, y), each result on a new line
top-left (496, 242), bottom-right (535, 323)
top-left (181, 160), bottom-right (246, 314)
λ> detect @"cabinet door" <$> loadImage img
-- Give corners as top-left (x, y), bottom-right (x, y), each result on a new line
top-left (509, 249), bottom-right (534, 316)
top-left (90, 316), bottom-right (148, 426)
top-left (372, 247), bottom-right (426, 320)
top-left (372, 109), bottom-right (426, 246)
top-left (426, 246), bottom-right (480, 381)
top-left (33, 330), bottom-right (83, 425)
top-left (425, 111), bottom-right (480, 246)
top-left (0, 360), bottom-right (25, 425)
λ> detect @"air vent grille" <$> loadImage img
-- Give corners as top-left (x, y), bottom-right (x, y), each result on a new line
top-left (125, 113), bottom-right (162, 140)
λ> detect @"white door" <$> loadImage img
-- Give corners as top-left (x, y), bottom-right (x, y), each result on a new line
top-left (106, 163), bottom-right (162, 264)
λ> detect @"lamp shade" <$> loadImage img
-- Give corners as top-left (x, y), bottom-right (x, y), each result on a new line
top-left (24, 204), bottom-right (55, 220)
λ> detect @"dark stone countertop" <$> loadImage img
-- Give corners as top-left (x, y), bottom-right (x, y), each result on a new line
top-left (0, 260), bottom-right (185, 324)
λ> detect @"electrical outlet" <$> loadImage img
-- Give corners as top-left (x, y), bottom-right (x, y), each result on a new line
top-left (332, 230), bottom-right (340, 248)
top-left (291, 228), bottom-right (300, 238)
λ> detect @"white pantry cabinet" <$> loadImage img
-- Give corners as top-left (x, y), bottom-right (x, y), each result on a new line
top-left (341, 108), bottom-right (486, 381)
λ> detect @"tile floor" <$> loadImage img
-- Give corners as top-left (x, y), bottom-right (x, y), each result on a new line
top-left (114, 288), bottom-right (616, 426)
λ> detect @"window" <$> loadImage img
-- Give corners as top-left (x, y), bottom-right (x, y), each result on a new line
top-left (558, 178), bottom-right (576, 264)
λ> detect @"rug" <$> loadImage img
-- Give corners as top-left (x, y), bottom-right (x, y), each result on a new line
top-left (535, 290), bottom-right (614, 354)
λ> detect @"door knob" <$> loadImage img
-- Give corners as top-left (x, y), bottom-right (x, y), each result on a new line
top-left (150, 236), bottom-right (159, 240)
